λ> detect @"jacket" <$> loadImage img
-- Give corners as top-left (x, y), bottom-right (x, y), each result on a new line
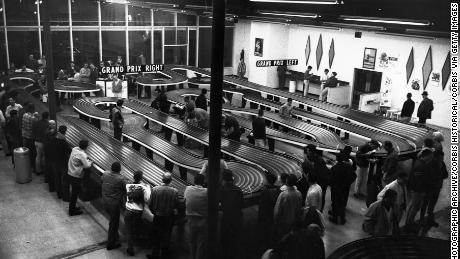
top-left (401, 99), bottom-right (415, 117)
top-left (417, 98), bottom-right (434, 119)
top-left (50, 133), bottom-right (72, 169)
top-left (101, 171), bottom-right (127, 206)
top-left (67, 147), bottom-right (92, 178)
top-left (194, 94), bottom-right (207, 111)
top-left (363, 199), bottom-right (399, 236)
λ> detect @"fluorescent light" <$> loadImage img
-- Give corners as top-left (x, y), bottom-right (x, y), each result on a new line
top-left (106, 0), bottom-right (129, 4)
top-left (375, 31), bottom-right (437, 40)
top-left (342, 16), bottom-right (430, 26)
top-left (259, 11), bottom-right (318, 18)
top-left (250, 0), bottom-right (337, 4)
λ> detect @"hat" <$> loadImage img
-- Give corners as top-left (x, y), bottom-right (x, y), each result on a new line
top-left (422, 91), bottom-right (428, 96)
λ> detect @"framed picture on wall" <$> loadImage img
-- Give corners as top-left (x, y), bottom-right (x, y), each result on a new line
top-left (254, 38), bottom-right (264, 57)
top-left (363, 48), bottom-right (377, 70)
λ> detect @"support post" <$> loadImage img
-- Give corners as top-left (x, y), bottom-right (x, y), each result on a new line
top-left (42, 0), bottom-right (57, 120)
top-left (208, 0), bottom-right (226, 257)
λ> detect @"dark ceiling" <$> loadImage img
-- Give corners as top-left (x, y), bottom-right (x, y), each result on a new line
top-left (130, 0), bottom-right (450, 35)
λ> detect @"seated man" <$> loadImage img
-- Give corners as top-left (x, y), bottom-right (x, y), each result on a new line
top-left (79, 63), bottom-right (91, 83)
top-left (320, 72), bottom-right (338, 101)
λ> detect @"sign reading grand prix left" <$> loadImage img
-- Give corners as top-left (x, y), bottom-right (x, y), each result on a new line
top-left (100, 64), bottom-right (164, 74)
top-left (256, 59), bottom-right (298, 67)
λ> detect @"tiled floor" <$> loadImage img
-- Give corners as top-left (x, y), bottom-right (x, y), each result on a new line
top-left (0, 92), bottom-right (451, 259)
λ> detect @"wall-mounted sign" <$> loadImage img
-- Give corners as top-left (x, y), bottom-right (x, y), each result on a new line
top-left (100, 64), bottom-right (164, 74)
top-left (256, 59), bottom-right (298, 67)
top-left (254, 38), bottom-right (264, 57)
top-left (363, 48), bottom-right (377, 70)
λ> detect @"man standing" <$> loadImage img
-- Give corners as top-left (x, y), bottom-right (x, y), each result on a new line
top-left (274, 174), bottom-right (302, 238)
top-left (354, 140), bottom-right (380, 198)
top-left (32, 112), bottom-right (49, 176)
top-left (237, 50), bottom-right (246, 79)
top-left (22, 103), bottom-right (37, 171)
top-left (6, 110), bottom-right (21, 164)
top-left (67, 139), bottom-right (93, 216)
top-left (320, 72), bottom-right (338, 102)
top-left (110, 99), bottom-right (124, 141)
top-left (195, 89), bottom-right (208, 111)
top-left (220, 170), bottom-right (244, 259)
top-left (405, 149), bottom-right (432, 233)
top-left (89, 63), bottom-right (98, 84)
top-left (329, 153), bottom-right (356, 224)
top-left (280, 98), bottom-right (293, 118)
top-left (319, 69), bottom-right (330, 101)
top-left (303, 66), bottom-right (314, 97)
top-left (400, 93), bottom-right (415, 122)
top-left (252, 109), bottom-right (266, 148)
top-left (101, 162), bottom-right (127, 250)
top-left (5, 97), bottom-right (23, 119)
top-left (417, 91), bottom-right (434, 124)
top-left (363, 189), bottom-right (399, 237)
top-left (258, 173), bottom-right (280, 249)
top-left (381, 141), bottom-right (398, 185)
top-left (51, 125), bottom-right (72, 200)
top-left (147, 173), bottom-right (179, 259)
top-left (184, 174), bottom-right (208, 259)
top-left (377, 172), bottom-right (408, 223)
top-left (111, 74), bottom-right (123, 98)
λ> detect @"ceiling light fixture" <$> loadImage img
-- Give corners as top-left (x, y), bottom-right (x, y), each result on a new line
top-left (259, 11), bottom-right (318, 18)
top-left (342, 16), bottom-right (430, 26)
top-left (250, 0), bottom-right (338, 5)
top-left (375, 31), bottom-right (437, 40)
top-left (106, 0), bottom-right (130, 4)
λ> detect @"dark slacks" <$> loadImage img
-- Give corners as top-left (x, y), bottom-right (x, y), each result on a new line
top-left (420, 188), bottom-right (441, 222)
top-left (188, 216), bottom-right (208, 259)
top-left (331, 186), bottom-right (350, 218)
top-left (104, 202), bottom-right (122, 247)
top-left (45, 158), bottom-right (55, 191)
top-left (23, 137), bottom-right (36, 171)
top-left (68, 176), bottom-right (82, 213)
top-left (114, 126), bottom-right (122, 141)
top-left (418, 117), bottom-right (427, 124)
top-left (125, 209), bottom-right (142, 251)
top-left (221, 217), bottom-right (242, 259)
top-left (319, 183), bottom-right (328, 212)
top-left (151, 215), bottom-right (175, 258)
top-left (53, 164), bottom-right (66, 199)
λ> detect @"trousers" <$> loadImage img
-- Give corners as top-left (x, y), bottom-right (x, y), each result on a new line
top-left (151, 215), bottom-right (175, 257)
top-left (405, 191), bottom-right (426, 226)
top-left (355, 165), bottom-right (369, 195)
top-left (68, 176), bottom-right (82, 213)
top-left (104, 202), bottom-right (121, 247)
top-left (125, 209), bottom-right (142, 251)
top-left (188, 216), bottom-right (208, 259)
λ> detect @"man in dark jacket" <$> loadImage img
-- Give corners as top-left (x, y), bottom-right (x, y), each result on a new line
top-left (220, 170), bottom-right (244, 259)
top-left (354, 139), bottom-right (380, 198)
top-left (382, 141), bottom-right (398, 185)
top-left (417, 91), bottom-right (434, 124)
top-left (32, 112), bottom-right (50, 175)
top-left (305, 144), bottom-right (329, 212)
top-left (405, 149), bottom-right (433, 232)
top-left (44, 120), bottom-right (57, 191)
top-left (101, 162), bottom-right (127, 250)
top-left (151, 88), bottom-right (169, 114)
top-left (400, 93), bottom-right (415, 122)
top-left (329, 153), bottom-right (356, 224)
top-left (195, 88), bottom-right (208, 111)
top-left (223, 114), bottom-right (241, 141)
top-left (51, 125), bottom-right (72, 200)
top-left (275, 222), bottom-right (325, 259)
top-left (110, 99), bottom-right (124, 141)
top-left (258, 173), bottom-right (280, 249)
top-left (6, 110), bottom-right (21, 165)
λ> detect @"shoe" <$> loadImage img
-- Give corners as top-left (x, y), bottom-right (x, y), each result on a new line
top-left (107, 243), bottom-right (121, 250)
top-left (329, 216), bottom-right (338, 224)
top-left (127, 248), bottom-right (135, 256)
top-left (69, 210), bottom-right (83, 216)
top-left (340, 217), bottom-right (347, 225)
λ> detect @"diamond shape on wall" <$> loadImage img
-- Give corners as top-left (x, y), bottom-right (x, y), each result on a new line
top-left (316, 34), bottom-right (323, 70)
top-left (328, 39), bottom-right (335, 68)
top-left (406, 47), bottom-right (414, 84)
top-left (305, 35), bottom-right (311, 66)
top-left (442, 52), bottom-right (451, 91)
top-left (422, 46), bottom-right (432, 90)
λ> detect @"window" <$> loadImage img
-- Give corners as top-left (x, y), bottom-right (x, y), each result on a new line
top-left (72, 0), bottom-right (98, 26)
top-left (177, 13), bottom-right (196, 26)
top-left (164, 46), bottom-right (186, 65)
top-left (154, 11), bottom-right (174, 26)
top-left (153, 31), bottom-right (162, 64)
top-left (129, 31), bottom-right (151, 65)
top-left (224, 28), bottom-right (234, 67)
top-left (5, 0), bottom-right (37, 26)
top-left (0, 32), bottom-right (6, 72)
top-left (198, 28), bottom-right (211, 67)
top-left (48, 0), bottom-right (69, 26)
top-left (73, 31), bottom-right (99, 67)
top-left (7, 31), bottom-right (39, 68)
top-left (45, 30), bottom-right (71, 72)
top-left (199, 16), bottom-right (212, 26)
top-left (102, 31), bottom-right (125, 64)
top-left (188, 30), bottom-right (196, 66)
top-left (101, 2), bottom-right (125, 26)
top-left (128, 6), bottom-right (151, 26)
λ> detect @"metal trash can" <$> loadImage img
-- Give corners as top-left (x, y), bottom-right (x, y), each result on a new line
top-left (14, 147), bottom-right (31, 184)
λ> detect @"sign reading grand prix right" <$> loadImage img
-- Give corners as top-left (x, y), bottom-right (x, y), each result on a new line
top-left (256, 59), bottom-right (298, 67)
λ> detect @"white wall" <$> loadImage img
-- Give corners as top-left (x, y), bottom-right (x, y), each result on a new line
top-left (233, 20), bottom-right (451, 128)
top-left (232, 20), bottom-right (251, 77)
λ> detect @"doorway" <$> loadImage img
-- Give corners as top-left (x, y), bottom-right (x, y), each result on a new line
top-left (351, 68), bottom-right (382, 109)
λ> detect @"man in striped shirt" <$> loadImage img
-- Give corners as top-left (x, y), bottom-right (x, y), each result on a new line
top-left (22, 103), bottom-right (38, 172)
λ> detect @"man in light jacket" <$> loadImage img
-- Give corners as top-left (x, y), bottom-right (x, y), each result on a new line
top-left (67, 139), bottom-right (93, 216)
top-left (377, 172), bottom-right (408, 223)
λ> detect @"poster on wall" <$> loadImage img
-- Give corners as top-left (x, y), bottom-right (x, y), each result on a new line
top-left (363, 48), bottom-right (377, 70)
top-left (378, 52), bottom-right (400, 70)
top-left (431, 72), bottom-right (440, 88)
top-left (254, 38), bottom-right (264, 57)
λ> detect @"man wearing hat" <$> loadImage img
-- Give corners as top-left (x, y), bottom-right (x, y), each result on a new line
top-left (417, 91), bottom-right (434, 124)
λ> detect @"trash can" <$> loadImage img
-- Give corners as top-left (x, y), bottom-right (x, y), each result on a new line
top-left (14, 147), bottom-right (31, 184)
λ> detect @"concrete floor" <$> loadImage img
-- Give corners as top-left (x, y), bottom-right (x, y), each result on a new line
top-left (0, 92), bottom-right (451, 259)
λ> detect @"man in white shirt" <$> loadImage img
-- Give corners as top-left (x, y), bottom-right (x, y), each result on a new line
top-left (377, 172), bottom-right (408, 222)
top-left (305, 173), bottom-right (323, 210)
top-left (5, 97), bottom-right (23, 119)
top-left (67, 139), bottom-right (93, 216)
top-left (184, 174), bottom-right (208, 259)
top-left (319, 69), bottom-right (330, 101)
